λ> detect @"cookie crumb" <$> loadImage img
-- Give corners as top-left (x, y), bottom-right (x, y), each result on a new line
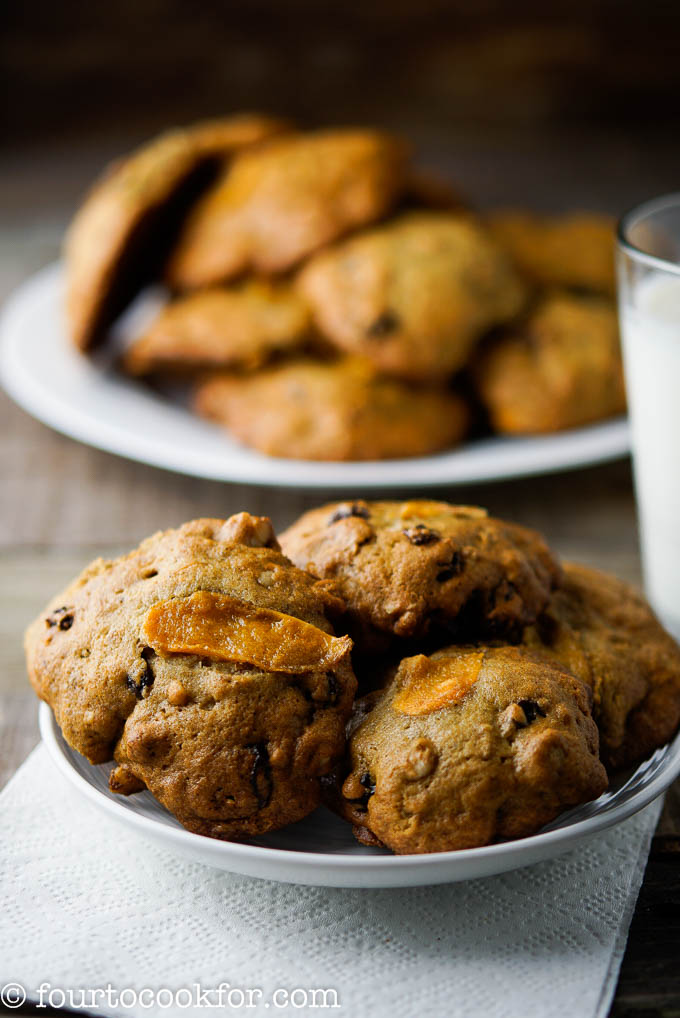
top-left (167, 680), bottom-right (190, 707)
top-left (109, 764), bottom-right (145, 796)
top-left (404, 738), bottom-right (438, 779)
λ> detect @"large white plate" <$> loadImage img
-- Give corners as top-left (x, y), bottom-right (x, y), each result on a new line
top-left (2, 264), bottom-right (629, 489)
top-left (40, 702), bottom-right (680, 888)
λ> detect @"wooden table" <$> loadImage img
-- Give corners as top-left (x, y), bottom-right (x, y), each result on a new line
top-left (1, 143), bottom-right (679, 1018)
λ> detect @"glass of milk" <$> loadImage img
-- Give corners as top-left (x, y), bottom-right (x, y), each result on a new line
top-left (618, 193), bottom-right (680, 639)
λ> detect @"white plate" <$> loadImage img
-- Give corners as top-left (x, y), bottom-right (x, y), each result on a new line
top-left (40, 702), bottom-right (680, 888)
top-left (2, 264), bottom-right (630, 489)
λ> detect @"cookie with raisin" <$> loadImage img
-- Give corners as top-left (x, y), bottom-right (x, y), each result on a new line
top-left (193, 357), bottom-right (469, 461)
top-left (334, 644), bottom-right (607, 853)
top-left (25, 514), bottom-right (356, 839)
top-left (296, 212), bottom-right (527, 382)
top-left (523, 563), bottom-right (680, 770)
top-left (280, 500), bottom-right (562, 654)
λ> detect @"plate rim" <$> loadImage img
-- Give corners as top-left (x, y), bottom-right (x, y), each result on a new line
top-left (39, 702), bottom-right (680, 880)
top-left (1, 262), bottom-right (631, 490)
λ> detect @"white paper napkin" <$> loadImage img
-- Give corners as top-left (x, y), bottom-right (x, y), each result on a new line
top-left (0, 745), bottom-right (661, 1018)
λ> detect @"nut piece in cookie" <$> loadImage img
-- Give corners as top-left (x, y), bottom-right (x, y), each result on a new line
top-left (335, 645), bottom-right (607, 853)
top-left (25, 514), bottom-right (357, 840)
top-left (122, 281), bottom-right (311, 376)
top-left (65, 114), bottom-right (289, 350)
top-left (297, 212), bottom-right (527, 382)
top-left (487, 210), bottom-right (615, 296)
top-left (280, 500), bottom-right (562, 653)
top-left (523, 563), bottom-right (680, 770)
top-left (166, 129), bottom-right (410, 288)
top-left (475, 292), bottom-right (625, 434)
top-left (193, 357), bottom-right (469, 461)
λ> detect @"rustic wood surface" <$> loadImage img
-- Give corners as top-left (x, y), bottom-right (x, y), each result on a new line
top-left (1, 132), bottom-right (679, 1017)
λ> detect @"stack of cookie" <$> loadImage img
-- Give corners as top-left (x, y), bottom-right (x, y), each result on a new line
top-left (64, 114), bottom-right (624, 460)
top-left (26, 501), bottom-right (680, 854)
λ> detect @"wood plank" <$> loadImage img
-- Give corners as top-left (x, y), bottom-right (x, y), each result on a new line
top-left (0, 693), bottom-right (39, 790)
top-left (0, 387), bottom-right (641, 561)
top-left (609, 853), bottom-right (680, 1015)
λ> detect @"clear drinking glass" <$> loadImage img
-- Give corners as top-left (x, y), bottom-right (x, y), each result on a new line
top-left (618, 194), bottom-right (680, 640)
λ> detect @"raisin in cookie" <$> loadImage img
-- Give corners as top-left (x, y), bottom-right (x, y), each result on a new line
top-left (334, 645), bottom-right (607, 853)
top-left (523, 563), bottom-right (680, 770)
top-left (25, 514), bottom-right (356, 839)
top-left (487, 210), bottom-right (615, 296)
top-left (65, 114), bottom-right (289, 350)
top-left (475, 292), bottom-right (625, 434)
top-left (280, 500), bottom-right (561, 653)
top-left (296, 212), bottom-right (526, 382)
top-left (166, 129), bottom-right (409, 289)
top-left (193, 358), bottom-right (469, 461)
top-left (123, 281), bottom-right (311, 376)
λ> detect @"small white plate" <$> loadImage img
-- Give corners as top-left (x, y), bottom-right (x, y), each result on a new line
top-left (40, 703), bottom-right (680, 887)
top-left (1, 264), bottom-right (630, 490)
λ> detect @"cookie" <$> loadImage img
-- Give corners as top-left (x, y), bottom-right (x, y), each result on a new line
top-left (166, 129), bottom-right (409, 289)
top-left (334, 644), bottom-right (607, 853)
top-left (280, 500), bottom-right (562, 653)
top-left (193, 358), bottom-right (469, 461)
top-left (25, 514), bottom-right (357, 839)
top-left (474, 292), bottom-right (625, 434)
top-left (123, 281), bottom-right (311, 376)
top-left (487, 210), bottom-right (615, 296)
top-left (523, 563), bottom-right (680, 770)
top-left (65, 114), bottom-right (289, 350)
top-left (296, 212), bottom-right (527, 382)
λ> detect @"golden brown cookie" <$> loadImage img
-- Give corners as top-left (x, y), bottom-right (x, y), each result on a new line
top-left (193, 358), bottom-right (469, 461)
top-left (25, 514), bottom-right (357, 839)
top-left (296, 212), bottom-right (527, 382)
top-left (487, 210), bottom-right (616, 296)
top-left (280, 500), bottom-right (562, 654)
top-left (123, 281), bottom-right (311, 376)
top-left (474, 292), bottom-right (626, 434)
top-left (65, 114), bottom-right (289, 350)
top-left (523, 563), bottom-right (680, 771)
top-left (166, 129), bottom-right (410, 289)
top-left (334, 645), bottom-right (607, 853)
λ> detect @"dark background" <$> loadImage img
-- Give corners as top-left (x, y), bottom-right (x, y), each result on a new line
top-left (3, 0), bottom-right (680, 221)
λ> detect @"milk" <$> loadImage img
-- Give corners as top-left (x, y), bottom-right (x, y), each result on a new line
top-left (620, 274), bottom-right (680, 638)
